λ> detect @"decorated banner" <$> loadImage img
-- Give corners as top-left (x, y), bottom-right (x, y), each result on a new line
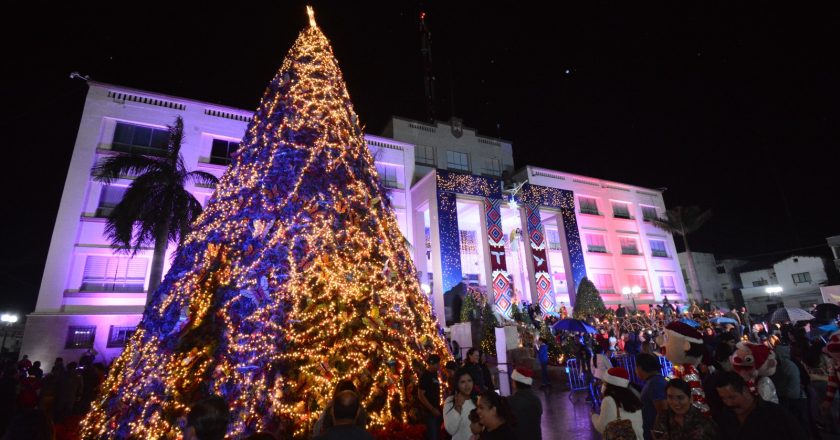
top-left (524, 204), bottom-right (555, 314)
top-left (485, 198), bottom-right (513, 318)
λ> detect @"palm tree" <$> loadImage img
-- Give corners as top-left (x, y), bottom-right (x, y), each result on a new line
top-left (92, 116), bottom-right (219, 303)
top-left (652, 206), bottom-right (712, 303)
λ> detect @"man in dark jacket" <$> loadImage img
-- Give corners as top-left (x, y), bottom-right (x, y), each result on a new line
top-left (715, 371), bottom-right (805, 440)
top-left (508, 367), bottom-right (542, 440)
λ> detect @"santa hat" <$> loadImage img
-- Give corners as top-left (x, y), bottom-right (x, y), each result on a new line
top-left (603, 367), bottom-right (630, 388)
top-left (734, 341), bottom-right (771, 369)
top-left (665, 321), bottom-right (703, 344)
top-left (511, 367), bottom-right (534, 386)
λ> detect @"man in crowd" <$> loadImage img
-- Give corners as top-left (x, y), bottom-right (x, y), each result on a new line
top-left (418, 354), bottom-right (442, 440)
top-left (183, 395), bottom-right (230, 440)
top-left (636, 353), bottom-right (666, 440)
top-left (508, 367), bottom-right (542, 440)
top-left (315, 390), bottom-right (372, 440)
top-left (715, 371), bottom-right (805, 440)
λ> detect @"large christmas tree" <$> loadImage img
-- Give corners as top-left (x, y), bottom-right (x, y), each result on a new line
top-left (81, 8), bottom-right (448, 438)
top-left (572, 277), bottom-right (607, 319)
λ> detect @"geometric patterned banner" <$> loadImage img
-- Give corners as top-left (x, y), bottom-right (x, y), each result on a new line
top-left (484, 198), bottom-right (513, 319)
top-left (524, 204), bottom-right (555, 315)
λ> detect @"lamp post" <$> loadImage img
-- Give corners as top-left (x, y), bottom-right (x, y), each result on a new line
top-left (622, 286), bottom-right (641, 312)
top-left (0, 313), bottom-right (18, 354)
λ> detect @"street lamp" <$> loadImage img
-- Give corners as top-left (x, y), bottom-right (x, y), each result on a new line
top-left (0, 313), bottom-right (18, 354)
top-left (622, 286), bottom-right (641, 311)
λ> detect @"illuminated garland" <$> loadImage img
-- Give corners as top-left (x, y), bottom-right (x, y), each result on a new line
top-left (81, 7), bottom-right (448, 438)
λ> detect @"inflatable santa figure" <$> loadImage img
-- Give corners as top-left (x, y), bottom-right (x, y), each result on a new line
top-left (662, 321), bottom-right (710, 414)
top-left (730, 341), bottom-right (778, 403)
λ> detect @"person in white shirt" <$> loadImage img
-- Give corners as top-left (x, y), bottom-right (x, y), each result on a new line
top-left (443, 368), bottom-right (477, 440)
top-left (591, 367), bottom-right (644, 439)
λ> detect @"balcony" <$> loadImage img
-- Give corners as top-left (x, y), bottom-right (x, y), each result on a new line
top-left (652, 250), bottom-right (669, 258)
top-left (621, 247), bottom-right (640, 255)
top-left (110, 142), bottom-right (167, 157)
top-left (80, 282), bottom-right (146, 293)
top-left (587, 246), bottom-right (608, 253)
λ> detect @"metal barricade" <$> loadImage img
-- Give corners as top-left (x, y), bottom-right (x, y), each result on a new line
top-left (658, 355), bottom-right (673, 378)
top-left (566, 358), bottom-right (599, 408)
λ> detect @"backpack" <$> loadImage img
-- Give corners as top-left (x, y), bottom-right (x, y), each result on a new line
top-left (603, 404), bottom-right (637, 440)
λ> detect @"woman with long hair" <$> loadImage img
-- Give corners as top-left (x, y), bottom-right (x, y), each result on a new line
top-left (474, 390), bottom-right (515, 439)
top-left (443, 369), bottom-right (476, 440)
top-left (652, 379), bottom-right (717, 440)
top-left (590, 367), bottom-right (644, 439)
top-left (463, 348), bottom-right (486, 392)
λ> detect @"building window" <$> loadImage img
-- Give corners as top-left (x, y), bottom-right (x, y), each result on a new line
top-left (415, 145), bottom-right (435, 166)
top-left (659, 275), bottom-right (677, 293)
top-left (65, 326), bottom-right (96, 349)
top-left (375, 164), bottom-right (400, 188)
top-left (585, 234), bottom-right (607, 253)
top-left (481, 158), bottom-right (502, 177)
top-left (627, 274), bottom-right (649, 293)
top-left (716, 265), bottom-right (726, 274)
top-left (546, 229), bottom-right (562, 251)
top-left (579, 197), bottom-right (599, 215)
top-left (752, 279), bottom-right (769, 287)
top-left (594, 273), bottom-right (615, 293)
top-left (107, 326), bottom-right (137, 348)
top-left (620, 237), bottom-right (640, 255)
top-left (81, 256), bottom-right (148, 293)
top-left (650, 240), bottom-right (668, 258)
top-left (210, 139), bottom-right (238, 165)
top-left (641, 206), bottom-right (658, 222)
top-left (446, 151), bottom-right (470, 172)
top-left (612, 202), bottom-right (632, 219)
top-left (96, 185), bottom-right (127, 217)
top-left (792, 272), bottom-right (812, 284)
top-left (112, 122), bottom-right (169, 156)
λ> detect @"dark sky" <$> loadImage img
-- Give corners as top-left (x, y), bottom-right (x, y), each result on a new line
top-left (2, 2), bottom-right (838, 314)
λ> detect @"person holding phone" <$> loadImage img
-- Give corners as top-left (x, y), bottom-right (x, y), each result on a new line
top-left (651, 379), bottom-right (717, 440)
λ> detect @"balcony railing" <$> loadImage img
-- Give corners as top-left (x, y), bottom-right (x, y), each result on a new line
top-left (80, 282), bottom-right (145, 293)
top-left (580, 207), bottom-right (600, 215)
top-left (587, 245), bottom-right (607, 253)
top-left (613, 213), bottom-right (632, 219)
top-left (110, 142), bottom-right (167, 157)
top-left (621, 247), bottom-right (640, 255)
top-left (652, 250), bottom-right (669, 258)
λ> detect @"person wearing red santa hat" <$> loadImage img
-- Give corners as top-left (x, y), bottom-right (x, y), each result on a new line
top-left (591, 367), bottom-right (644, 440)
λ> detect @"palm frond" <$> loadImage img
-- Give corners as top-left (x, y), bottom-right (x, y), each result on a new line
top-left (185, 171), bottom-right (220, 187)
top-left (166, 116), bottom-right (185, 159)
top-left (92, 154), bottom-right (164, 185)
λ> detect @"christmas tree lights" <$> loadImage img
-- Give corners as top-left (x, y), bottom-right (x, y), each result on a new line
top-left (81, 7), bottom-right (448, 438)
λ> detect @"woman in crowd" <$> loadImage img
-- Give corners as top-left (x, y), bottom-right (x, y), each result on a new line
top-left (443, 369), bottom-right (477, 440)
top-left (463, 349), bottom-right (487, 392)
top-left (474, 390), bottom-right (515, 439)
top-left (590, 367), bottom-right (644, 439)
top-left (652, 379), bottom-right (717, 440)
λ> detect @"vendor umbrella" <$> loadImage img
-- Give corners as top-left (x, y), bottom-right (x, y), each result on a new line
top-left (818, 323), bottom-right (840, 333)
top-left (709, 317), bottom-right (738, 325)
top-left (679, 317), bottom-right (700, 328)
top-left (770, 307), bottom-right (815, 324)
top-left (552, 318), bottom-right (597, 334)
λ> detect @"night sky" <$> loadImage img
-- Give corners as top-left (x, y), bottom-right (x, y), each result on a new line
top-left (2, 2), bottom-right (837, 314)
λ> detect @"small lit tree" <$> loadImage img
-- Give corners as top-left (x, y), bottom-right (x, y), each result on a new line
top-left (573, 277), bottom-right (606, 319)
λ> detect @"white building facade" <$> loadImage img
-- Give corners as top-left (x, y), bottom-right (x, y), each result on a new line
top-left (739, 256), bottom-right (829, 312)
top-left (22, 82), bottom-right (687, 366)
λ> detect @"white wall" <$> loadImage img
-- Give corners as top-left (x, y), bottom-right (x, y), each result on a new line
top-left (678, 252), bottom-right (723, 301)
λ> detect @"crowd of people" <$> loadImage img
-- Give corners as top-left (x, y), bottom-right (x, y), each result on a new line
top-left (0, 349), bottom-right (106, 439)
top-left (568, 296), bottom-right (835, 440)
